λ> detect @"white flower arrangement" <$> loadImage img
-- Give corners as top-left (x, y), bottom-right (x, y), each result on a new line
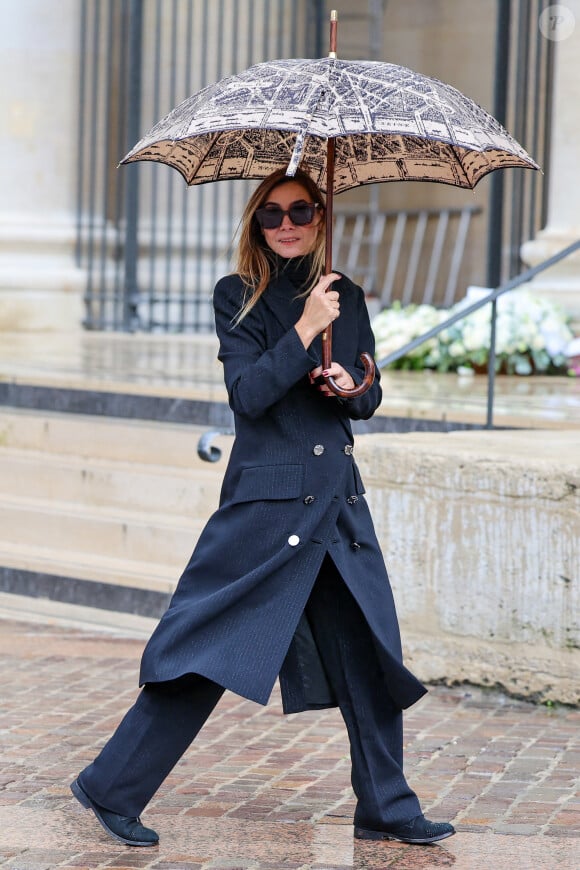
top-left (372, 290), bottom-right (575, 375)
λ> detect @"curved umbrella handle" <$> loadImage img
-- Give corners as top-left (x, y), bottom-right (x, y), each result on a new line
top-left (323, 351), bottom-right (375, 398)
top-left (321, 322), bottom-right (375, 397)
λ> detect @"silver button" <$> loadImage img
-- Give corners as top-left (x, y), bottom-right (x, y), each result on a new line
top-left (303, 496), bottom-right (316, 505)
top-left (351, 542), bottom-right (361, 551)
top-left (313, 444), bottom-right (325, 456)
top-left (346, 495), bottom-right (358, 505)
top-left (343, 444), bottom-right (354, 455)
top-left (288, 535), bottom-right (300, 547)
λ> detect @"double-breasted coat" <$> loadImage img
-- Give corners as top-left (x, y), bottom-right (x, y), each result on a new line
top-left (139, 265), bottom-right (426, 713)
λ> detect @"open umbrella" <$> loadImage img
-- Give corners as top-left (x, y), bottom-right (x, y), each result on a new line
top-left (121, 11), bottom-right (539, 397)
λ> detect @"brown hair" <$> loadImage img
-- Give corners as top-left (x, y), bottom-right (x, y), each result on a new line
top-left (233, 168), bottom-right (326, 323)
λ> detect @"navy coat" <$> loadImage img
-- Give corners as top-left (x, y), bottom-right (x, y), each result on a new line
top-left (139, 269), bottom-right (426, 713)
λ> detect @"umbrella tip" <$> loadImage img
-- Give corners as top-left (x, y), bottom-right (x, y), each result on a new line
top-left (329, 9), bottom-right (338, 58)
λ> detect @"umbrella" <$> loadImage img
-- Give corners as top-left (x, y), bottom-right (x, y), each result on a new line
top-left (121, 11), bottom-right (539, 397)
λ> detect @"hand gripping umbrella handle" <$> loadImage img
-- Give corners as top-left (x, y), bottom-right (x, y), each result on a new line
top-left (324, 353), bottom-right (376, 399)
top-left (322, 324), bottom-right (376, 399)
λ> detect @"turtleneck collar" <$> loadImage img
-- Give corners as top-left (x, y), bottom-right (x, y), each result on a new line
top-left (267, 252), bottom-right (315, 291)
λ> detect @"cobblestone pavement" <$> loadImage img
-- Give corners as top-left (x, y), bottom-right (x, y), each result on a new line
top-left (0, 618), bottom-right (578, 870)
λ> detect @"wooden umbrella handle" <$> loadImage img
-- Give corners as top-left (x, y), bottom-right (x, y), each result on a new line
top-left (328, 354), bottom-right (376, 399)
top-left (322, 324), bottom-right (376, 398)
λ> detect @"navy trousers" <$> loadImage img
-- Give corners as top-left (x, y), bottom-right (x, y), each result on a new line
top-left (78, 557), bottom-right (421, 827)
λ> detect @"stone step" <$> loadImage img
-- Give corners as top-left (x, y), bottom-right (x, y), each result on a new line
top-left (0, 493), bottom-right (201, 566)
top-left (0, 407), bottom-right (233, 467)
top-left (0, 408), bottom-right (227, 610)
top-left (0, 541), bottom-right (177, 593)
top-left (0, 590), bottom-right (157, 637)
top-left (0, 446), bottom-right (223, 518)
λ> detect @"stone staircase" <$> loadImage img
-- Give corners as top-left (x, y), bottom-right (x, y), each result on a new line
top-left (0, 407), bottom-right (231, 621)
top-left (1, 401), bottom-right (578, 702)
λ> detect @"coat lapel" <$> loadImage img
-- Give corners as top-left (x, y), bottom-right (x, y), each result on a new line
top-left (261, 272), bottom-right (305, 332)
top-left (262, 273), bottom-right (323, 363)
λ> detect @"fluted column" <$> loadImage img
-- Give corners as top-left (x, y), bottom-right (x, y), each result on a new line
top-left (0, 0), bottom-right (85, 330)
top-left (521, 0), bottom-right (580, 330)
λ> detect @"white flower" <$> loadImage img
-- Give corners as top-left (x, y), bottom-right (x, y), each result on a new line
top-left (372, 290), bottom-right (573, 374)
top-left (531, 335), bottom-right (545, 351)
top-left (448, 340), bottom-right (466, 358)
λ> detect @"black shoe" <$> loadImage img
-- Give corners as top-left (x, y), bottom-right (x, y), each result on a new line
top-left (354, 814), bottom-right (455, 845)
top-left (70, 777), bottom-right (159, 847)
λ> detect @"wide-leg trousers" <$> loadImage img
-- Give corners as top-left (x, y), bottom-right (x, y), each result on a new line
top-left (78, 556), bottom-right (421, 828)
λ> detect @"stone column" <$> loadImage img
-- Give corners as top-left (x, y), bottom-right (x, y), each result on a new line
top-left (520, 0), bottom-right (580, 331)
top-left (0, 0), bottom-right (85, 331)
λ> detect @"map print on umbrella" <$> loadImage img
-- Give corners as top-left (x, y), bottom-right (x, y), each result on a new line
top-left (122, 58), bottom-right (539, 193)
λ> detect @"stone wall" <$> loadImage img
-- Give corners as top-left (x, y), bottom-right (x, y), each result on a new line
top-left (356, 430), bottom-right (580, 705)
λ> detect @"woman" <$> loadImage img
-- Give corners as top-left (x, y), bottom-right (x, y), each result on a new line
top-left (71, 168), bottom-right (455, 848)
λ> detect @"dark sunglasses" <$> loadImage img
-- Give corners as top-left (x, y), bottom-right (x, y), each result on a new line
top-left (255, 202), bottom-right (320, 229)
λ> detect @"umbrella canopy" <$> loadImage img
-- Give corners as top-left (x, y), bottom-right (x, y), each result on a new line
top-left (121, 57), bottom-right (539, 192)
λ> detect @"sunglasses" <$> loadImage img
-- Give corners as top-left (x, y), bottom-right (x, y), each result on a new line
top-left (255, 202), bottom-right (320, 229)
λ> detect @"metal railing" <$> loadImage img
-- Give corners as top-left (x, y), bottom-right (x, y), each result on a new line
top-left (376, 239), bottom-right (580, 429)
top-left (487, 0), bottom-right (555, 287)
top-left (334, 205), bottom-right (481, 308)
top-left (76, 0), bottom-right (324, 332)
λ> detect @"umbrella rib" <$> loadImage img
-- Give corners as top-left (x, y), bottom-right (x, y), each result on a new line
top-left (339, 68), bottom-right (377, 131)
top-left (286, 64), bottom-right (332, 176)
top-left (448, 142), bottom-right (474, 188)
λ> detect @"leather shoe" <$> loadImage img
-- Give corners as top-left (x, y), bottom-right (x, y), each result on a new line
top-left (70, 777), bottom-right (159, 847)
top-left (354, 814), bottom-right (455, 845)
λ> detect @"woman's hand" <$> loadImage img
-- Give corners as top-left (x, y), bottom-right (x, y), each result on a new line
top-left (309, 362), bottom-right (355, 396)
top-left (294, 273), bottom-right (341, 349)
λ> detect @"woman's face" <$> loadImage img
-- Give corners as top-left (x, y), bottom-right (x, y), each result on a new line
top-left (258, 180), bottom-right (323, 259)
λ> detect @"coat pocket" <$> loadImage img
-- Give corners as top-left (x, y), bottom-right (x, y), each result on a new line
top-left (231, 464), bottom-right (305, 504)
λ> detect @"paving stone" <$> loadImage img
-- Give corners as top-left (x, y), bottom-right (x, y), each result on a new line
top-left (0, 618), bottom-right (579, 869)
top-left (493, 822), bottom-right (544, 836)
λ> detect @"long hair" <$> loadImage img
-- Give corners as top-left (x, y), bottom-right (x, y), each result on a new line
top-left (233, 168), bottom-right (326, 323)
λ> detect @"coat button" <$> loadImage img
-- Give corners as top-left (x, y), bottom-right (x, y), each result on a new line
top-left (288, 535), bottom-right (300, 547)
top-left (313, 444), bottom-right (325, 456)
top-left (346, 495), bottom-right (358, 505)
top-left (303, 495), bottom-right (316, 505)
top-left (343, 444), bottom-right (354, 455)
top-left (351, 541), bottom-right (361, 551)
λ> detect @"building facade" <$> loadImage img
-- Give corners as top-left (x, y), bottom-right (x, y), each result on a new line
top-left (1, 0), bottom-right (578, 332)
